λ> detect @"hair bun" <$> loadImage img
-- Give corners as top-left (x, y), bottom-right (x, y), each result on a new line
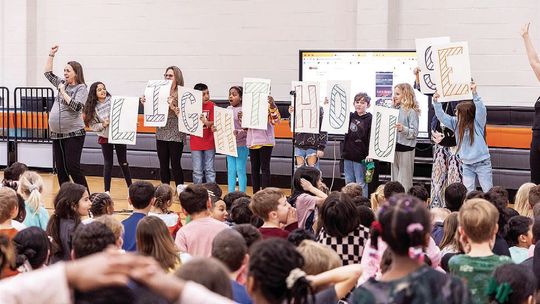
top-left (23, 248), bottom-right (37, 259)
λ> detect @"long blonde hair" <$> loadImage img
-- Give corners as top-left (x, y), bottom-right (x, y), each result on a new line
top-left (17, 171), bottom-right (43, 215)
top-left (394, 83), bottom-right (420, 113)
top-left (370, 184), bottom-right (385, 213)
top-left (514, 182), bottom-right (536, 217)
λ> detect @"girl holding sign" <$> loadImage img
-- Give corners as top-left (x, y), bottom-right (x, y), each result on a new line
top-left (521, 22), bottom-right (540, 184)
top-left (434, 82), bottom-right (492, 193)
top-left (84, 82), bottom-right (133, 193)
top-left (141, 66), bottom-right (186, 187)
top-left (44, 45), bottom-right (89, 190)
top-left (392, 83), bottom-right (420, 192)
top-left (240, 96), bottom-right (281, 192)
top-left (227, 86), bottom-right (248, 192)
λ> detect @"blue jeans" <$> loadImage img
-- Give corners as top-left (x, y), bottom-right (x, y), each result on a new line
top-left (294, 147), bottom-right (319, 169)
top-left (462, 158), bottom-right (493, 193)
top-left (343, 159), bottom-right (368, 197)
top-left (191, 149), bottom-right (216, 184)
top-left (227, 146), bottom-right (249, 192)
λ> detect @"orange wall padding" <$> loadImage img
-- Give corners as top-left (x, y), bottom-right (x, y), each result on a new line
top-left (486, 125), bottom-right (531, 149)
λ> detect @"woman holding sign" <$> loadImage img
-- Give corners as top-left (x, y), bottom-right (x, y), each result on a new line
top-left (44, 45), bottom-right (89, 190)
top-left (141, 66), bottom-right (186, 187)
top-left (522, 22), bottom-right (540, 184)
top-left (83, 82), bottom-right (133, 193)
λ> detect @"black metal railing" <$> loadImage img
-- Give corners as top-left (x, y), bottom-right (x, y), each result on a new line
top-left (13, 87), bottom-right (55, 143)
top-left (0, 87), bottom-right (9, 141)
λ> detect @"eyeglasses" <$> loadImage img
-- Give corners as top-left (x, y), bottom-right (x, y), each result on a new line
top-left (164, 74), bottom-right (174, 78)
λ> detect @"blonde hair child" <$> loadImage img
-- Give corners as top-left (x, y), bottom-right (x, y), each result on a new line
top-left (17, 171), bottom-right (48, 230)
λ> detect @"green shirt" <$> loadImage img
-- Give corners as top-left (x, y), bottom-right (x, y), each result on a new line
top-left (448, 254), bottom-right (513, 304)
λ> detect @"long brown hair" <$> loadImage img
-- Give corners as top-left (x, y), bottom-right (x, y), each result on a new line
top-left (67, 61), bottom-right (85, 85)
top-left (438, 212), bottom-right (459, 251)
top-left (165, 66), bottom-right (184, 108)
top-left (136, 216), bottom-right (180, 271)
top-left (455, 101), bottom-right (476, 152)
top-left (84, 82), bottom-right (111, 127)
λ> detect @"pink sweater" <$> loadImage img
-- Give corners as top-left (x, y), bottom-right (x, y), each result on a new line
top-left (174, 217), bottom-right (229, 257)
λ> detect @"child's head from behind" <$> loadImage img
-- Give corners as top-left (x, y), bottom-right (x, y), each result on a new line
top-left (2, 162), bottom-right (28, 186)
top-left (287, 228), bottom-right (316, 247)
top-left (444, 182), bottom-right (467, 212)
top-left (341, 182), bottom-right (363, 199)
top-left (370, 184), bottom-right (385, 211)
top-left (72, 221), bottom-right (115, 259)
top-left (383, 181), bottom-right (405, 200)
top-left (153, 184), bottom-right (174, 213)
top-left (93, 215), bottom-right (124, 248)
top-left (296, 240), bottom-right (342, 275)
top-left (248, 238), bottom-right (312, 304)
top-left (175, 257), bottom-right (232, 299)
top-left (13, 226), bottom-right (50, 270)
top-left (128, 181), bottom-right (155, 210)
top-left (179, 184), bottom-right (210, 215)
top-left (488, 264), bottom-right (536, 304)
top-left (430, 207), bottom-right (451, 223)
top-left (458, 198), bottom-right (499, 244)
top-left (357, 205), bottom-right (375, 228)
top-left (229, 86), bottom-right (243, 107)
top-left (320, 192), bottom-right (360, 238)
top-left (223, 191), bottom-right (249, 212)
top-left (250, 187), bottom-right (288, 223)
top-left (373, 194), bottom-right (431, 257)
top-left (293, 166), bottom-right (322, 194)
top-left (407, 185), bottom-right (429, 205)
top-left (230, 197), bottom-right (255, 224)
top-left (0, 187), bottom-right (19, 224)
top-left (17, 171), bottom-right (44, 213)
top-left (136, 215), bottom-right (179, 271)
top-left (89, 192), bottom-right (114, 218)
top-left (514, 182), bottom-right (536, 216)
top-left (232, 223), bottom-right (263, 251)
top-left (211, 229), bottom-right (247, 273)
top-left (194, 83), bottom-right (210, 103)
top-left (505, 215), bottom-right (533, 248)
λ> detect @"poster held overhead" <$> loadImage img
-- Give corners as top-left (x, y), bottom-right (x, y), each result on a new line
top-left (241, 78), bottom-right (271, 130)
top-left (367, 106), bottom-right (400, 163)
top-left (143, 80), bottom-right (172, 127)
top-left (432, 41), bottom-right (473, 102)
top-left (108, 96), bottom-right (139, 145)
top-left (290, 81), bottom-right (320, 134)
top-left (214, 106), bottom-right (238, 157)
top-left (321, 80), bottom-right (351, 135)
top-left (177, 86), bottom-right (203, 137)
top-left (415, 37), bottom-right (451, 94)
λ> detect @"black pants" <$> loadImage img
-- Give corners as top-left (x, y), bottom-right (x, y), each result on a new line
top-left (100, 143), bottom-right (133, 192)
top-left (53, 135), bottom-right (89, 190)
top-left (156, 140), bottom-right (184, 186)
top-left (531, 131), bottom-right (540, 184)
top-left (249, 146), bottom-right (273, 192)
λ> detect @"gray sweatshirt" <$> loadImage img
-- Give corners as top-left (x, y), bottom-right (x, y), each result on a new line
top-left (88, 96), bottom-right (111, 138)
top-left (44, 72), bottom-right (88, 139)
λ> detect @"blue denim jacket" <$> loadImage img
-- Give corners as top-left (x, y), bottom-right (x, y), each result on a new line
top-left (434, 93), bottom-right (490, 165)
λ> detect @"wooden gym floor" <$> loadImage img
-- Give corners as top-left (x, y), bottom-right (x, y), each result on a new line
top-left (1, 171), bottom-right (291, 221)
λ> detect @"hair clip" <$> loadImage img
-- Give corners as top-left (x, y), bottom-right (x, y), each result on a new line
top-left (408, 246), bottom-right (425, 263)
top-left (371, 221), bottom-right (382, 234)
top-left (286, 268), bottom-right (306, 289)
top-left (486, 278), bottom-right (512, 304)
top-left (406, 223), bottom-right (424, 234)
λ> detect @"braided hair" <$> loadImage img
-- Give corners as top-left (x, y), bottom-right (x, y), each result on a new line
top-left (249, 238), bottom-right (314, 304)
top-left (13, 227), bottom-right (50, 270)
top-left (153, 184), bottom-right (174, 214)
top-left (89, 192), bottom-right (114, 218)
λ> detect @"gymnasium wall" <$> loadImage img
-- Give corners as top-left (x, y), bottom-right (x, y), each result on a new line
top-left (1, 0), bottom-right (540, 106)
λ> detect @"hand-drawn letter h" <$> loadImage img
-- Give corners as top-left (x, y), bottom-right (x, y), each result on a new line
top-left (245, 82), bottom-right (269, 126)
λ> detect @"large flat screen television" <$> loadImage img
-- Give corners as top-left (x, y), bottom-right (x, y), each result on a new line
top-left (299, 50), bottom-right (430, 139)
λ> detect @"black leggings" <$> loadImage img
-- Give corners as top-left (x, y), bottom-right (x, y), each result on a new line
top-left (100, 143), bottom-right (133, 192)
top-left (53, 135), bottom-right (89, 190)
top-left (531, 131), bottom-right (540, 184)
top-left (156, 140), bottom-right (184, 186)
top-left (249, 146), bottom-right (273, 192)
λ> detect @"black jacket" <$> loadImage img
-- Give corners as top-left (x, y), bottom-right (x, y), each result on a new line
top-left (342, 112), bottom-right (372, 162)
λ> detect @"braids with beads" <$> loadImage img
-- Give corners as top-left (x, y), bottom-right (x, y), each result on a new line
top-left (89, 192), bottom-right (114, 218)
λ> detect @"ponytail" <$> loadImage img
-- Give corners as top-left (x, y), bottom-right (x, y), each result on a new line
top-left (17, 171), bottom-right (43, 214)
top-left (286, 268), bottom-right (315, 304)
top-left (406, 223), bottom-right (425, 263)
